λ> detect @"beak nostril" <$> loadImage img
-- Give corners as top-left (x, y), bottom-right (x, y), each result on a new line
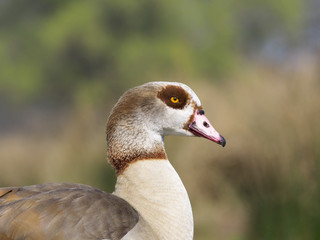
top-left (203, 121), bottom-right (209, 128)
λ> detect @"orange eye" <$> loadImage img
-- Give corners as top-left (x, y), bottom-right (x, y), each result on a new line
top-left (170, 96), bottom-right (179, 103)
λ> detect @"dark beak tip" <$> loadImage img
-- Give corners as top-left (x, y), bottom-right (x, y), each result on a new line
top-left (220, 136), bottom-right (226, 147)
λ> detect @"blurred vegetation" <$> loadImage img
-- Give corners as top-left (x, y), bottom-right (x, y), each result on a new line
top-left (0, 0), bottom-right (305, 105)
top-left (1, 0), bottom-right (320, 239)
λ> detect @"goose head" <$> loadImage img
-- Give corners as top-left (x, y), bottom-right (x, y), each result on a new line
top-left (106, 82), bottom-right (225, 173)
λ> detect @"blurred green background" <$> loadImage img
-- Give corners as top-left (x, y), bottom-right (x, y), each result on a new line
top-left (1, 0), bottom-right (320, 239)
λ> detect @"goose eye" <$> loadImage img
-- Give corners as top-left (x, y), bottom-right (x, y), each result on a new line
top-left (170, 96), bottom-right (180, 103)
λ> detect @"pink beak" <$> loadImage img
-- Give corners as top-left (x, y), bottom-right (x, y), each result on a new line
top-left (188, 110), bottom-right (226, 147)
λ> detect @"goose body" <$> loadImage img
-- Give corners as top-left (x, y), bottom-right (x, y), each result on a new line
top-left (0, 82), bottom-right (225, 240)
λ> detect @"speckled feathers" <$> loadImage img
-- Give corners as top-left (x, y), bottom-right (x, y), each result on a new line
top-left (106, 82), bottom-right (202, 174)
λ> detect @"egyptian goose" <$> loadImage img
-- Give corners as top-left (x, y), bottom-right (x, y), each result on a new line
top-left (0, 82), bottom-right (225, 240)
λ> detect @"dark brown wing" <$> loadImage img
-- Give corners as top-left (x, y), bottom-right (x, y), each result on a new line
top-left (0, 183), bottom-right (139, 240)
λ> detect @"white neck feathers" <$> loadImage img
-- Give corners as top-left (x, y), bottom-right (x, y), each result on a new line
top-left (114, 160), bottom-right (194, 240)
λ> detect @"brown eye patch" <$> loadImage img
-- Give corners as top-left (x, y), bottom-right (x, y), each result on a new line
top-left (157, 85), bottom-right (190, 109)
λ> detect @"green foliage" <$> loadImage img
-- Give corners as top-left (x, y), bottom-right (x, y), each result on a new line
top-left (0, 0), bottom-right (305, 105)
